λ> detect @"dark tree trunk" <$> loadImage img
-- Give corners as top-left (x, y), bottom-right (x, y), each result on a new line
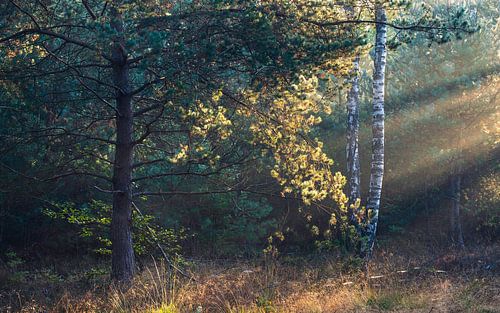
top-left (110, 4), bottom-right (135, 282)
top-left (450, 174), bottom-right (465, 249)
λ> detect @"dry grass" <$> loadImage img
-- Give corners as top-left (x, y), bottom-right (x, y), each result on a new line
top-left (1, 241), bottom-right (499, 313)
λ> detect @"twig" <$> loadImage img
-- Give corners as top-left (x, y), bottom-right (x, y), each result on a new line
top-left (131, 201), bottom-right (196, 281)
top-left (94, 186), bottom-right (124, 194)
top-left (81, 0), bottom-right (97, 20)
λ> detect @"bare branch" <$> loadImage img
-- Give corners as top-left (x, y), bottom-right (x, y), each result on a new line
top-left (44, 171), bottom-right (111, 182)
top-left (40, 44), bottom-right (120, 116)
top-left (81, 0), bottom-right (97, 20)
top-left (94, 186), bottom-right (124, 193)
top-left (133, 189), bottom-right (238, 197)
top-left (8, 0), bottom-right (41, 29)
top-left (133, 103), bottom-right (163, 117)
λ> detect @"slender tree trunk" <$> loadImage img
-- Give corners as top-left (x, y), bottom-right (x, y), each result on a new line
top-left (110, 4), bottom-right (135, 282)
top-left (450, 173), bottom-right (465, 249)
top-left (346, 55), bottom-right (361, 221)
top-left (364, 5), bottom-right (387, 259)
top-left (449, 124), bottom-right (465, 250)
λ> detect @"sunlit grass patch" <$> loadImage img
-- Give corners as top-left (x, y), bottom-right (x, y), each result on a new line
top-left (2, 242), bottom-right (499, 312)
top-left (148, 303), bottom-right (179, 313)
top-left (366, 291), bottom-right (403, 311)
top-left (363, 289), bottom-right (428, 311)
top-left (452, 278), bottom-right (500, 313)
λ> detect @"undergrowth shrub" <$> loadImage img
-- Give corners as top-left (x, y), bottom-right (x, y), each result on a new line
top-left (465, 172), bottom-right (500, 239)
top-left (43, 200), bottom-right (184, 257)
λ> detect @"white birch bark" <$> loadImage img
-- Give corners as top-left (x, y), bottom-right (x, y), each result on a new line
top-left (346, 55), bottom-right (361, 220)
top-left (364, 5), bottom-right (387, 259)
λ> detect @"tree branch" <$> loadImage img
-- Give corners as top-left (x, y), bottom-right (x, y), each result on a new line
top-left (81, 0), bottom-right (97, 20)
top-left (0, 28), bottom-right (111, 61)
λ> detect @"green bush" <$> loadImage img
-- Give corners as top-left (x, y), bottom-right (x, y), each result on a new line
top-left (465, 172), bottom-right (500, 239)
top-left (43, 200), bottom-right (184, 257)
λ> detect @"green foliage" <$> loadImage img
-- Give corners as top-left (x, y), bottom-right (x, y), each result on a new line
top-left (255, 293), bottom-right (276, 313)
top-left (314, 225), bottom-right (359, 253)
top-left (149, 303), bottom-right (179, 313)
top-left (5, 251), bottom-right (24, 269)
top-left (43, 200), bottom-right (184, 257)
top-left (366, 292), bottom-right (403, 311)
top-left (218, 195), bottom-right (277, 255)
top-left (84, 266), bottom-right (109, 283)
top-left (177, 194), bottom-right (279, 257)
top-left (465, 172), bottom-right (500, 239)
top-left (1, 251), bottom-right (28, 286)
top-left (0, 0), bottom-right (497, 263)
top-left (34, 268), bottom-right (63, 284)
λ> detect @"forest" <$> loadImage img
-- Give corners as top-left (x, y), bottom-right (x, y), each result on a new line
top-left (0, 0), bottom-right (498, 312)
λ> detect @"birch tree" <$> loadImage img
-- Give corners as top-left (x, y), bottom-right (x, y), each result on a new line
top-left (346, 55), bottom-right (361, 219)
top-left (343, 3), bottom-right (363, 223)
top-left (0, 0), bottom-right (362, 281)
top-left (364, 3), bottom-right (387, 259)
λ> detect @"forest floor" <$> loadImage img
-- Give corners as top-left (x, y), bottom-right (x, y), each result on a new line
top-left (1, 236), bottom-right (499, 313)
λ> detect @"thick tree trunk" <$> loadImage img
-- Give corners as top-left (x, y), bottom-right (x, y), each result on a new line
top-left (364, 5), bottom-right (387, 259)
top-left (110, 4), bottom-right (135, 282)
top-left (346, 55), bottom-right (361, 220)
top-left (450, 174), bottom-right (465, 249)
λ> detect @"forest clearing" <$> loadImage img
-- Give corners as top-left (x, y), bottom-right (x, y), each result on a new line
top-left (0, 0), bottom-right (498, 312)
top-left (1, 235), bottom-right (499, 312)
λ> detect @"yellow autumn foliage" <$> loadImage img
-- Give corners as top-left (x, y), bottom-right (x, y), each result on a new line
top-left (240, 75), bottom-right (348, 211)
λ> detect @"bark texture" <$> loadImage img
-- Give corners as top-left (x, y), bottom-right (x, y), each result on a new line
top-left (110, 4), bottom-right (135, 282)
top-left (364, 5), bottom-right (387, 259)
top-left (346, 55), bottom-right (361, 220)
top-left (450, 174), bottom-right (465, 249)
